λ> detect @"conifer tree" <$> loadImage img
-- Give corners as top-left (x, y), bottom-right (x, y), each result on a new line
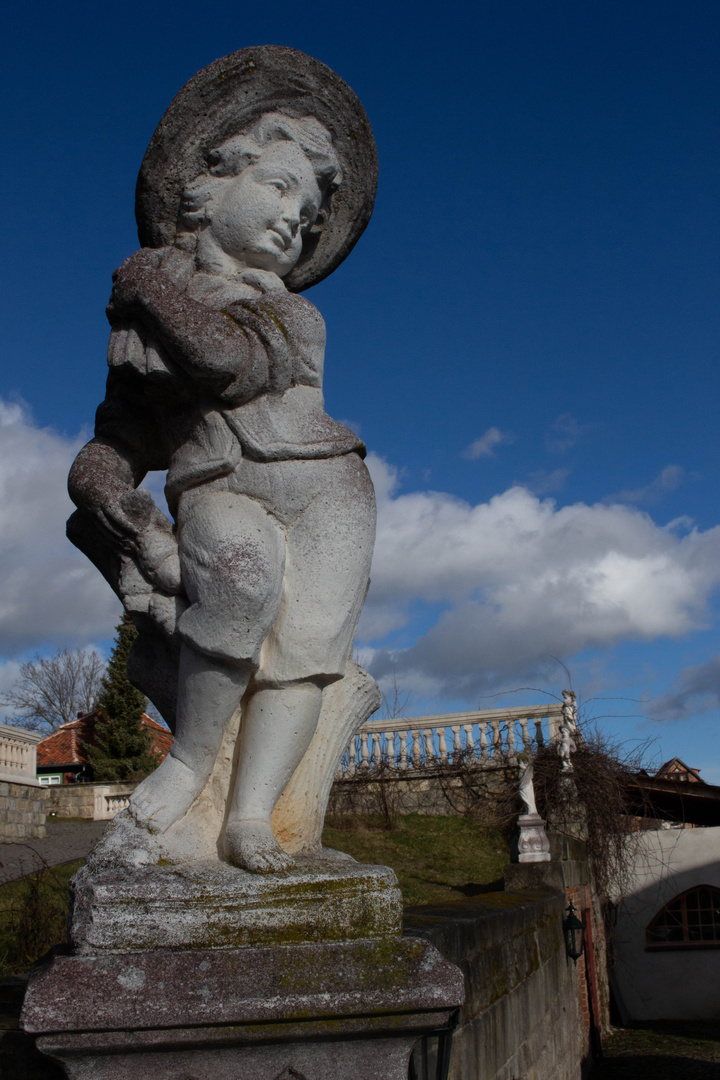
top-left (86, 615), bottom-right (159, 782)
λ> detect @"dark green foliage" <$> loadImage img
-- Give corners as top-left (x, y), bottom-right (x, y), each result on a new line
top-left (85, 616), bottom-right (158, 781)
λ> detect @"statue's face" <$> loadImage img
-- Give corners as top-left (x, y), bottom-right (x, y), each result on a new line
top-left (208, 140), bottom-right (323, 276)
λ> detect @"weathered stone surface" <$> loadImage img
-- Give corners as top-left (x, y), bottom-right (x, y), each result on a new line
top-left (22, 938), bottom-right (464, 1080)
top-left (69, 852), bottom-right (402, 953)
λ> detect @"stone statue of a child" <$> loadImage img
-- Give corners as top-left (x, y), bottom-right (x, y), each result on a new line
top-left (68, 53), bottom-right (379, 873)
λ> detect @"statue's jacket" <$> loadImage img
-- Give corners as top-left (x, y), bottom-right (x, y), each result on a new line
top-left (99, 286), bottom-right (365, 517)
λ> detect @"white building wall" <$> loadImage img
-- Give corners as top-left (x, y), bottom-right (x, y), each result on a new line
top-left (613, 826), bottom-right (720, 1020)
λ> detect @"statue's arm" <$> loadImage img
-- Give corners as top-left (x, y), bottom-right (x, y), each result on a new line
top-left (68, 395), bottom-right (180, 595)
top-left (107, 250), bottom-right (291, 404)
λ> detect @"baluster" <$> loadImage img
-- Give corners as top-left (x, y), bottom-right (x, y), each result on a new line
top-left (384, 731), bottom-right (395, 769)
top-left (520, 717), bottom-right (531, 753)
top-left (463, 723), bottom-right (475, 760)
top-left (422, 728), bottom-right (435, 765)
top-left (449, 725), bottom-right (460, 761)
top-left (347, 738), bottom-right (357, 775)
top-left (359, 730), bottom-right (370, 770)
top-left (399, 730), bottom-right (409, 771)
top-left (534, 718), bottom-right (544, 748)
top-left (411, 729), bottom-right (422, 768)
top-left (548, 713), bottom-right (561, 742)
top-left (372, 732), bottom-right (383, 769)
top-left (505, 719), bottom-right (517, 763)
top-left (491, 718), bottom-right (502, 758)
top-left (437, 726), bottom-right (448, 763)
top-left (478, 722), bottom-right (489, 763)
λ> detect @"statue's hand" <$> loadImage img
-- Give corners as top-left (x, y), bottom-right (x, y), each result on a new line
top-left (135, 520), bottom-right (182, 595)
top-left (116, 488), bottom-right (182, 595)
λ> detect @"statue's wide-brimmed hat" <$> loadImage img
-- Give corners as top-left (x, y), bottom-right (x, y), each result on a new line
top-left (135, 46), bottom-right (378, 292)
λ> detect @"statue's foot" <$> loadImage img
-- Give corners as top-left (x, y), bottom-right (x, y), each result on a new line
top-left (225, 818), bottom-right (296, 873)
top-left (130, 754), bottom-right (203, 833)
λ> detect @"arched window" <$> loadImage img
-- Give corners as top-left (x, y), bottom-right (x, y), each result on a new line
top-left (646, 885), bottom-right (720, 949)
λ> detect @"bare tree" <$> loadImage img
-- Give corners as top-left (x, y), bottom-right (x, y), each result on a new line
top-left (0, 648), bottom-right (106, 732)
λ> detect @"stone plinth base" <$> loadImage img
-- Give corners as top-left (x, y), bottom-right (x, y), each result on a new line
top-left (517, 812), bottom-right (551, 862)
top-left (22, 938), bottom-right (464, 1079)
top-left (69, 854), bottom-right (402, 953)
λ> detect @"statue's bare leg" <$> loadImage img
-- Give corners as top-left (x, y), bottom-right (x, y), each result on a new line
top-left (131, 645), bottom-right (249, 833)
top-left (225, 680), bottom-right (323, 872)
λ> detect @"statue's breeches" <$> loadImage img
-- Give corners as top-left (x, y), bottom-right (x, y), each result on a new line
top-left (176, 453), bottom-right (376, 684)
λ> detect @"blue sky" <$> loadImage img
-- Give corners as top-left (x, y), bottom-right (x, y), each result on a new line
top-left (2, 1), bottom-right (720, 777)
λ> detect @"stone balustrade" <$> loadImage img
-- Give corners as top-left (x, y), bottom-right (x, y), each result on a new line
top-left (94, 788), bottom-right (133, 820)
top-left (0, 722), bottom-right (43, 785)
top-left (337, 704), bottom-right (565, 778)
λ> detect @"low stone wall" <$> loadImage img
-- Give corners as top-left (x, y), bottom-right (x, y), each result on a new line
top-left (330, 765), bottom-right (515, 818)
top-left (0, 781), bottom-right (47, 840)
top-left (45, 783), bottom-right (136, 821)
top-left (406, 885), bottom-right (585, 1080)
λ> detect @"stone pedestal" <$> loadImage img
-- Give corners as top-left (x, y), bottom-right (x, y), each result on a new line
top-left (21, 937), bottom-right (463, 1079)
top-left (69, 854), bottom-right (402, 953)
top-left (517, 812), bottom-right (551, 862)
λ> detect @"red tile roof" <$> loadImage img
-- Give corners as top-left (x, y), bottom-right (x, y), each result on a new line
top-left (37, 713), bottom-right (173, 768)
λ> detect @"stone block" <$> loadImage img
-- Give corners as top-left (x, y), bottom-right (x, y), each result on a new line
top-left (22, 937), bottom-right (464, 1080)
top-left (0, 782), bottom-right (8, 796)
top-left (70, 853), bottom-right (403, 954)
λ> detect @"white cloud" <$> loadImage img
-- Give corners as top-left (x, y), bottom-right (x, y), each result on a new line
top-left (461, 427), bottom-right (513, 459)
top-left (545, 413), bottom-right (589, 454)
top-left (0, 400), bottom-right (120, 655)
top-left (649, 654), bottom-right (720, 721)
top-left (524, 467), bottom-right (570, 495)
top-left (612, 465), bottom-right (685, 506)
top-left (360, 454), bottom-right (720, 702)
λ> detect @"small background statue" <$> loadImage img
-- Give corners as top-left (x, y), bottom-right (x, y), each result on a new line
top-left (67, 47), bottom-right (380, 872)
top-left (559, 688), bottom-right (578, 773)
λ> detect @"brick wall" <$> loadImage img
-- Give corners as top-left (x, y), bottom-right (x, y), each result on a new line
top-left (0, 781), bottom-right (47, 840)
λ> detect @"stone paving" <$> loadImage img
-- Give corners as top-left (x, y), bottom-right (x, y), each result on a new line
top-left (0, 820), bottom-right (107, 883)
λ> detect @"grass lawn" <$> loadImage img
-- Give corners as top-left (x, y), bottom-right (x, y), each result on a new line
top-left (591, 1022), bottom-right (720, 1079)
top-left (0, 859), bottom-right (84, 978)
top-left (322, 813), bottom-right (509, 906)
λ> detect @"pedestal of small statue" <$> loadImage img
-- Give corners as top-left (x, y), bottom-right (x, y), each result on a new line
top-left (516, 812), bottom-right (552, 862)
